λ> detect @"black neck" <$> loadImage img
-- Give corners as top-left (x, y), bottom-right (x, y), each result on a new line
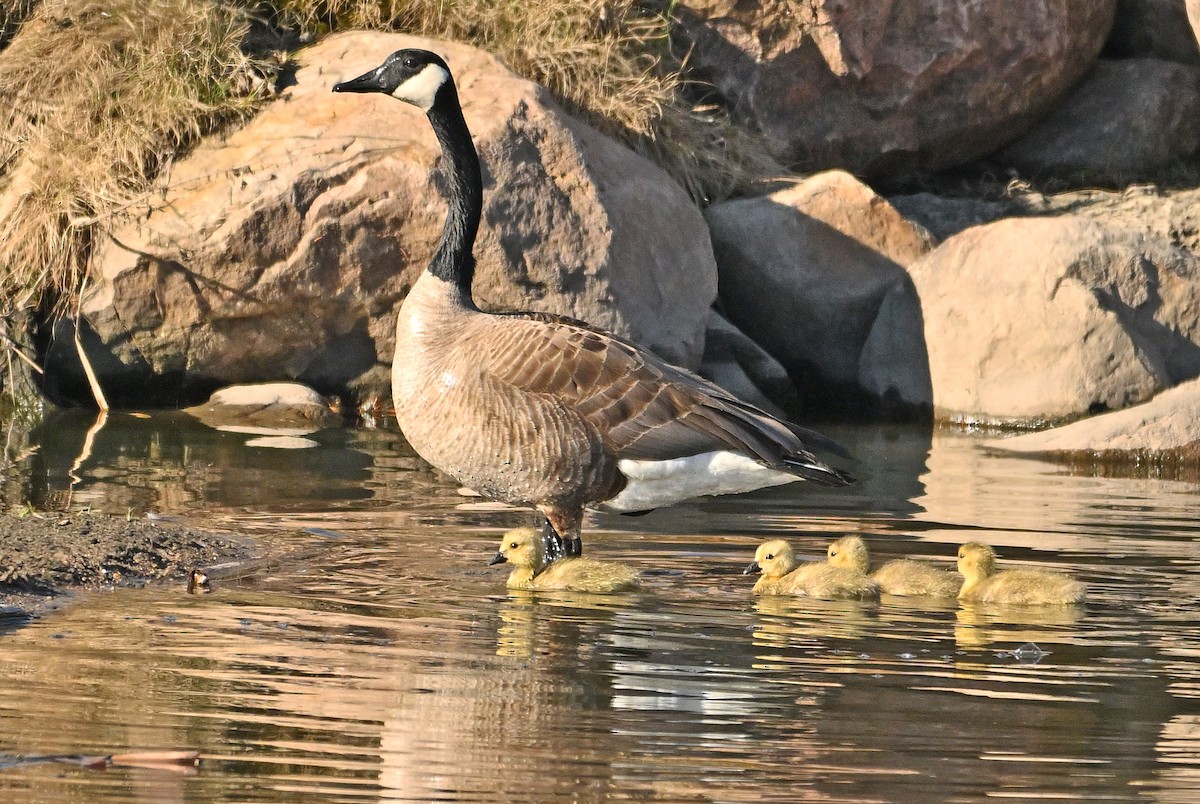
top-left (425, 82), bottom-right (482, 302)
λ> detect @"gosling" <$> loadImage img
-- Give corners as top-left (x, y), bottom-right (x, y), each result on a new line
top-left (827, 534), bottom-right (960, 598)
top-left (489, 527), bottom-right (640, 593)
top-left (745, 539), bottom-right (880, 600)
top-left (957, 542), bottom-right (1085, 605)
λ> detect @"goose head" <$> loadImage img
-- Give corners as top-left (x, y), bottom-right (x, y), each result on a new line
top-left (826, 534), bottom-right (870, 573)
top-left (489, 527), bottom-right (546, 572)
top-left (333, 48), bottom-right (452, 111)
top-left (957, 541), bottom-right (997, 582)
top-left (744, 539), bottom-right (797, 579)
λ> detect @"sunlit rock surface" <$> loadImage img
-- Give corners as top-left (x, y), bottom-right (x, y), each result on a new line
top-left (908, 216), bottom-right (1200, 424)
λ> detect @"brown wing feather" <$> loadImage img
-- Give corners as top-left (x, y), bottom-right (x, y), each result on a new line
top-left (480, 311), bottom-right (849, 483)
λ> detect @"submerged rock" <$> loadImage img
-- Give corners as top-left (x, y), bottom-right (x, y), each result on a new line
top-left (184, 382), bottom-right (340, 434)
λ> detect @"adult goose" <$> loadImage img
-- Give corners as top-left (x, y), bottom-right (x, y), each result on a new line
top-left (333, 48), bottom-right (852, 558)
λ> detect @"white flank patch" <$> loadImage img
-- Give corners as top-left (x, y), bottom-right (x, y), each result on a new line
top-left (392, 63), bottom-right (449, 110)
top-left (602, 451), bottom-right (800, 512)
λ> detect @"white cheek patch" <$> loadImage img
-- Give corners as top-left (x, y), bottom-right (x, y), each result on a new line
top-left (391, 63), bottom-right (450, 110)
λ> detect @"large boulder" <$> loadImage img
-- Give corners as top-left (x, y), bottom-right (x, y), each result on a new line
top-left (986, 375), bottom-right (1200, 455)
top-left (1107, 0), bottom-right (1200, 63)
top-left (51, 32), bottom-right (717, 406)
top-left (907, 216), bottom-right (1200, 425)
top-left (997, 59), bottom-right (1200, 184)
top-left (673, 0), bottom-right (1116, 176)
top-left (706, 171), bottom-right (934, 416)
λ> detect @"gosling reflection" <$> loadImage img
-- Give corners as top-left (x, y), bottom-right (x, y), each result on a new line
top-left (957, 542), bottom-right (1086, 605)
top-left (745, 539), bottom-right (880, 600)
top-left (954, 602), bottom-right (1085, 649)
top-left (751, 594), bottom-right (877, 650)
top-left (489, 528), bottom-right (640, 593)
top-left (827, 534), bottom-right (960, 598)
top-left (496, 590), bottom-right (637, 658)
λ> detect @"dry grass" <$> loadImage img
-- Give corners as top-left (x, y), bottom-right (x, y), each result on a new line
top-left (268, 0), bottom-right (778, 201)
top-left (0, 1), bottom-right (37, 46)
top-left (0, 0), bottom-right (775, 317)
top-left (0, 0), bottom-right (273, 314)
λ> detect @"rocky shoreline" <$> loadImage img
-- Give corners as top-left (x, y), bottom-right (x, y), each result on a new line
top-left (3, 6), bottom-right (1200, 471)
top-left (0, 511), bottom-right (255, 620)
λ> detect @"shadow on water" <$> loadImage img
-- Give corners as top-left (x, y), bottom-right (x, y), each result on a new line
top-left (0, 411), bottom-right (1199, 801)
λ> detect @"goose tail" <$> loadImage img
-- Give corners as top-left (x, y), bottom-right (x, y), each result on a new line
top-left (782, 454), bottom-right (855, 487)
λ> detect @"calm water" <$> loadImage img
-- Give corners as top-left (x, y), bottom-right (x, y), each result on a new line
top-left (0, 410), bottom-right (1198, 802)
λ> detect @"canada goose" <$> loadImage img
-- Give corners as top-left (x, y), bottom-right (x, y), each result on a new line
top-left (744, 538), bottom-right (880, 600)
top-left (826, 534), bottom-right (960, 597)
top-left (956, 542), bottom-right (1085, 605)
top-left (489, 527), bottom-right (640, 592)
top-left (333, 49), bottom-right (851, 559)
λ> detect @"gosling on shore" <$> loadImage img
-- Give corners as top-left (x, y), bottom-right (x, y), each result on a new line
top-left (827, 534), bottom-right (960, 598)
top-left (745, 539), bottom-right (880, 600)
top-left (489, 527), bottom-right (640, 593)
top-left (957, 542), bottom-right (1085, 605)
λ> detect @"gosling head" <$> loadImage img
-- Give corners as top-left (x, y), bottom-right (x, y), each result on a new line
top-left (744, 539), bottom-right (796, 579)
top-left (489, 527), bottom-right (546, 571)
top-left (957, 542), bottom-right (997, 581)
top-left (826, 534), bottom-right (870, 573)
top-left (333, 48), bottom-right (452, 112)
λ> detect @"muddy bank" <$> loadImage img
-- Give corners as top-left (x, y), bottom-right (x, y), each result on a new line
top-left (0, 511), bottom-right (254, 618)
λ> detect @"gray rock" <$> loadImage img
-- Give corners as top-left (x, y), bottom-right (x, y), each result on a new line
top-left (698, 310), bottom-right (797, 417)
top-left (60, 33), bottom-right (717, 406)
top-left (706, 171), bottom-right (933, 415)
top-left (997, 59), bottom-right (1200, 184)
top-left (674, 0), bottom-right (1115, 176)
top-left (887, 194), bottom-right (1012, 241)
top-left (1107, 0), bottom-right (1200, 63)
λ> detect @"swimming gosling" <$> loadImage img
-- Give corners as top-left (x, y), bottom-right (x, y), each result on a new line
top-left (957, 542), bottom-right (1085, 605)
top-left (489, 527), bottom-right (640, 593)
top-left (827, 534), bottom-right (960, 598)
top-left (745, 539), bottom-right (880, 600)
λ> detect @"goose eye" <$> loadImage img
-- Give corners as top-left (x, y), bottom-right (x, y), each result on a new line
top-left (766, 554), bottom-right (774, 560)
top-left (510, 542), bottom-right (518, 549)
top-left (404, 57), bottom-right (418, 68)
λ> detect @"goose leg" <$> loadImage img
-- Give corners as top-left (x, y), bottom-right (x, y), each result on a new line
top-left (538, 505), bottom-right (583, 558)
top-left (540, 519), bottom-right (566, 562)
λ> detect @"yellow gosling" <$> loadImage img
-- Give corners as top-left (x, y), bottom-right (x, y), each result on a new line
top-left (957, 542), bottom-right (1085, 605)
top-left (745, 539), bottom-right (880, 600)
top-left (827, 534), bottom-right (960, 598)
top-left (489, 528), bottom-right (640, 593)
